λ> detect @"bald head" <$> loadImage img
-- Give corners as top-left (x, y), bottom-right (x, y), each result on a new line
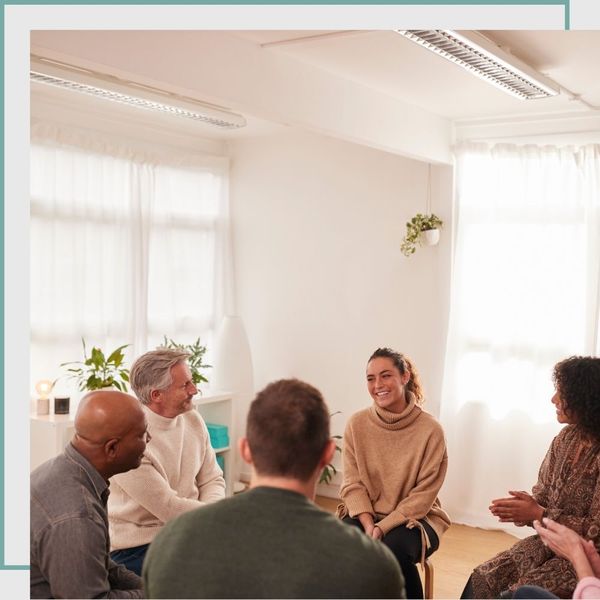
top-left (76, 391), bottom-right (144, 441)
top-left (73, 391), bottom-right (148, 480)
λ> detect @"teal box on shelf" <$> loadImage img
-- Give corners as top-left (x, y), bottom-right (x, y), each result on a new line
top-left (216, 455), bottom-right (225, 471)
top-left (206, 422), bottom-right (229, 449)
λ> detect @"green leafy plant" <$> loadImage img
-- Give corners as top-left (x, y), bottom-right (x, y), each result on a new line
top-left (61, 339), bottom-right (130, 392)
top-left (161, 336), bottom-right (211, 386)
top-left (320, 411), bottom-right (342, 485)
top-left (400, 213), bottom-right (443, 257)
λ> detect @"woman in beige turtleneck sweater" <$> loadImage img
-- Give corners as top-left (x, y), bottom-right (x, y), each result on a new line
top-left (338, 347), bottom-right (450, 599)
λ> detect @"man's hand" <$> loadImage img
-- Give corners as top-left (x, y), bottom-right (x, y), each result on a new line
top-left (489, 490), bottom-right (544, 524)
top-left (372, 526), bottom-right (383, 540)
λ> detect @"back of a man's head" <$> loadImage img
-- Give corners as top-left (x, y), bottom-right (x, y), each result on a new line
top-left (247, 378), bottom-right (330, 481)
top-left (143, 378), bottom-right (406, 600)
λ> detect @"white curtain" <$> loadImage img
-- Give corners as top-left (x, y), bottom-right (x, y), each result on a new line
top-left (440, 142), bottom-right (600, 535)
top-left (30, 122), bottom-right (233, 397)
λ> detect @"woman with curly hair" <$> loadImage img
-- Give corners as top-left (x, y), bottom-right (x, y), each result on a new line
top-left (462, 356), bottom-right (600, 599)
top-left (337, 348), bottom-right (451, 599)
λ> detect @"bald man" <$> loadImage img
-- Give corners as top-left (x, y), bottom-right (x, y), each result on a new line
top-left (30, 391), bottom-right (149, 599)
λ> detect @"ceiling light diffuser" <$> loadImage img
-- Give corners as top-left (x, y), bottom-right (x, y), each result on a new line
top-left (30, 56), bottom-right (246, 129)
top-left (396, 30), bottom-right (560, 100)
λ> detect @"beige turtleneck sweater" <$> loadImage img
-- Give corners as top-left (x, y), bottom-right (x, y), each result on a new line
top-left (339, 393), bottom-right (450, 543)
top-left (108, 405), bottom-right (226, 550)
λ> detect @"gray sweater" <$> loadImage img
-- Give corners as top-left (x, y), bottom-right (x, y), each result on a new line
top-left (143, 486), bottom-right (405, 599)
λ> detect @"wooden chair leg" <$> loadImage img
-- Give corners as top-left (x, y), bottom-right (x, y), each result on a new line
top-left (423, 558), bottom-right (434, 600)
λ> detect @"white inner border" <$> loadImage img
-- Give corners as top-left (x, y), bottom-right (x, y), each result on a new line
top-left (6, 2), bottom-right (595, 598)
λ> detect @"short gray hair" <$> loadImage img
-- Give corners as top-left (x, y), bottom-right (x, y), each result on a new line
top-left (130, 348), bottom-right (190, 405)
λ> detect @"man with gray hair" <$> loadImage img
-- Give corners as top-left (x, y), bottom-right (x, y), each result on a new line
top-left (108, 348), bottom-right (225, 576)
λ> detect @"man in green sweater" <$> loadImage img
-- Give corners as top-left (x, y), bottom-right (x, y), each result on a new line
top-left (143, 378), bottom-right (405, 599)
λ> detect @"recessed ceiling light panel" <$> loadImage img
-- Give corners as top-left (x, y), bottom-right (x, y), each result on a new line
top-left (396, 30), bottom-right (560, 100)
top-left (30, 56), bottom-right (246, 129)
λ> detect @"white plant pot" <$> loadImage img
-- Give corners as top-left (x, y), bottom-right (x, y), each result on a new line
top-left (422, 228), bottom-right (440, 246)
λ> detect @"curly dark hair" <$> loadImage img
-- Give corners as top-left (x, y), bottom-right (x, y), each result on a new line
top-left (368, 347), bottom-right (424, 404)
top-left (553, 356), bottom-right (600, 442)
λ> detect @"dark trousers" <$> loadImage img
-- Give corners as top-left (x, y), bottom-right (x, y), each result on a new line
top-left (110, 543), bottom-right (150, 577)
top-left (512, 585), bottom-right (559, 599)
top-left (342, 516), bottom-right (439, 599)
top-left (461, 575), bottom-right (474, 599)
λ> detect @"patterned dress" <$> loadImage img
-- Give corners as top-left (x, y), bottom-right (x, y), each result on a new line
top-left (472, 425), bottom-right (600, 599)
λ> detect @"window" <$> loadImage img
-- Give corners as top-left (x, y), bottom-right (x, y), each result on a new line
top-left (441, 143), bottom-right (600, 529)
top-left (30, 135), bottom-right (232, 393)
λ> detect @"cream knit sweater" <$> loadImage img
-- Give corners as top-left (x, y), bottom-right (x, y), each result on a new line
top-left (339, 393), bottom-right (450, 545)
top-left (108, 405), bottom-right (226, 550)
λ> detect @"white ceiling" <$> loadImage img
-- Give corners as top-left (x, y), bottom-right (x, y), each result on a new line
top-left (232, 30), bottom-right (600, 121)
top-left (30, 29), bottom-right (600, 161)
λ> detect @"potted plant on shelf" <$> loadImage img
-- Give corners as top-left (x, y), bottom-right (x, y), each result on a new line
top-left (400, 213), bottom-right (443, 257)
top-left (161, 336), bottom-right (212, 389)
top-left (319, 411), bottom-right (342, 485)
top-left (61, 339), bottom-right (130, 392)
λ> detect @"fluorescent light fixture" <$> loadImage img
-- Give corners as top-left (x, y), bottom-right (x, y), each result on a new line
top-left (30, 55), bottom-right (246, 129)
top-left (395, 30), bottom-right (560, 100)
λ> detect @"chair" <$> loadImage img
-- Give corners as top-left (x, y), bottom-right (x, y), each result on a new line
top-left (418, 558), bottom-right (434, 599)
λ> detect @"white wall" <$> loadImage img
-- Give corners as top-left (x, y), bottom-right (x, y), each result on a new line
top-left (228, 130), bottom-right (453, 488)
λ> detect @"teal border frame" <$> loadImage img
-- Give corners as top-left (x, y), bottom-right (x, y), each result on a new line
top-left (0, 0), bottom-right (571, 573)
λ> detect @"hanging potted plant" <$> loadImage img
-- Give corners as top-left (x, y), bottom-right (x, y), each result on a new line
top-left (400, 213), bottom-right (443, 257)
top-left (61, 338), bottom-right (130, 392)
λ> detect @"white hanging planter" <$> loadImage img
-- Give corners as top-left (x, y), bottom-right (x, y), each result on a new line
top-left (400, 164), bottom-right (444, 257)
top-left (421, 228), bottom-right (440, 246)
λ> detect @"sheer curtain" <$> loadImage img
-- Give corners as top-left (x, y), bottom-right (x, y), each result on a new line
top-left (440, 142), bottom-right (600, 534)
top-left (30, 123), bottom-right (233, 396)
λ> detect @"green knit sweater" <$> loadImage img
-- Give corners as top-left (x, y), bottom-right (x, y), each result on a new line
top-left (143, 486), bottom-right (405, 599)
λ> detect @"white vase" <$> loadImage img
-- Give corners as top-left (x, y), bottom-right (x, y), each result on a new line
top-left (213, 316), bottom-right (254, 394)
top-left (422, 228), bottom-right (440, 246)
top-left (213, 316), bottom-right (254, 483)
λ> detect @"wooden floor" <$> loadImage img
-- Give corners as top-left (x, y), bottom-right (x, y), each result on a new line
top-left (427, 523), bottom-right (516, 599)
top-left (315, 496), bottom-right (516, 599)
